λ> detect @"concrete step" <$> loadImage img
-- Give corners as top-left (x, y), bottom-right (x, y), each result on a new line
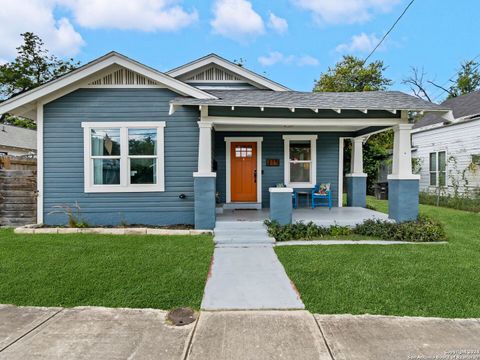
top-left (214, 228), bottom-right (269, 237)
top-left (214, 236), bottom-right (275, 245)
top-left (214, 221), bottom-right (265, 229)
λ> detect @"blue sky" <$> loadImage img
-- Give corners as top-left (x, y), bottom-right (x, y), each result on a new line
top-left (1, 0), bottom-right (478, 102)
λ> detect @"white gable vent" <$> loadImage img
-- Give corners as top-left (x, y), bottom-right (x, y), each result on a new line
top-left (88, 67), bottom-right (160, 86)
top-left (182, 65), bottom-right (243, 82)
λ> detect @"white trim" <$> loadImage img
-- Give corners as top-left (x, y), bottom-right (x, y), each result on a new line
top-left (82, 121), bottom-right (166, 193)
top-left (166, 54), bottom-right (290, 91)
top-left (224, 137), bottom-right (263, 204)
top-left (283, 135), bottom-right (318, 188)
top-left (203, 116), bottom-right (406, 127)
top-left (0, 52), bottom-right (216, 117)
top-left (387, 174), bottom-right (421, 180)
top-left (338, 137), bottom-right (344, 208)
top-left (269, 187), bottom-right (293, 193)
top-left (193, 172), bottom-right (217, 177)
top-left (36, 103), bottom-right (44, 224)
top-left (345, 173), bottom-right (368, 177)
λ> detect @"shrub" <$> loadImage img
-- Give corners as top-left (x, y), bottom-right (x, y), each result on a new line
top-left (265, 216), bottom-right (446, 242)
top-left (264, 220), bottom-right (351, 242)
top-left (354, 216), bottom-right (446, 242)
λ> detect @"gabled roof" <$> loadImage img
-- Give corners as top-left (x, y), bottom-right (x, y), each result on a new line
top-left (171, 90), bottom-right (452, 113)
top-left (413, 91), bottom-right (480, 129)
top-left (0, 124), bottom-right (36, 151)
top-left (0, 51), bottom-right (216, 117)
top-left (166, 53), bottom-right (290, 92)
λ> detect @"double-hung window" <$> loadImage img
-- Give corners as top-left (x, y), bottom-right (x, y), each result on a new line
top-left (429, 151), bottom-right (446, 187)
top-left (283, 135), bottom-right (317, 188)
top-left (82, 122), bottom-right (165, 192)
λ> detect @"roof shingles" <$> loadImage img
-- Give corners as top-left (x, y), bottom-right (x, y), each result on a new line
top-left (171, 90), bottom-right (451, 112)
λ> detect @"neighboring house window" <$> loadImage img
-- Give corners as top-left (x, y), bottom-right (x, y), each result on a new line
top-left (82, 122), bottom-right (165, 193)
top-left (429, 151), bottom-right (446, 187)
top-left (283, 135), bottom-right (317, 188)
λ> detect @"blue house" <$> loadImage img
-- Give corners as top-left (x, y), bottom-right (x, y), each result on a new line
top-left (0, 52), bottom-right (452, 229)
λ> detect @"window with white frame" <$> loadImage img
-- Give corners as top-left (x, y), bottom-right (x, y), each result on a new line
top-left (283, 135), bottom-right (317, 188)
top-left (429, 151), bottom-right (446, 187)
top-left (82, 122), bottom-right (165, 192)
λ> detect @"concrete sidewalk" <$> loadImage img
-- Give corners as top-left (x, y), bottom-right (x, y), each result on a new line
top-left (2, 305), bottom-right (480, 360)
top-left (202, 220), bottom-right (304, 310)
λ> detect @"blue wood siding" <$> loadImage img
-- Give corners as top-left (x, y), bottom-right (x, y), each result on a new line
top-left (43, 88), bottom-right (199, 226)
top-left (214, 131), bottom-right (354, 207)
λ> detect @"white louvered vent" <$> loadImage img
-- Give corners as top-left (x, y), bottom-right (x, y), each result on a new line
top-left (87, 67), bottom-right (160, 86)
top-left (184, 65), bottom-right (243, 82)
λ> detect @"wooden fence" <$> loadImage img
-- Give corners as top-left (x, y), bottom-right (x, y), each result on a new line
top-left (0, 156), bottom-right (37, 170)
top-left (0, 169), bottom-right (37, 226)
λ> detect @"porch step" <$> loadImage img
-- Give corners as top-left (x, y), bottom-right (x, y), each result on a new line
top-left (213, 221), bottom-right (274, 246)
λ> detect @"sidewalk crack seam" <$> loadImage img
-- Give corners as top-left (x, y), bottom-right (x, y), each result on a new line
top-left (183, 311), bottom-right (201, 360)
top-left (0, 308), bottom-right (64, 353)
top-left (313, 314), bottom-right (336, 360)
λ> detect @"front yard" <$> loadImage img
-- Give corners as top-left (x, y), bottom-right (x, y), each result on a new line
top-left (275, 197), bottom-right (480, 318)
top-left (0, 229), bottom-right (213, 310)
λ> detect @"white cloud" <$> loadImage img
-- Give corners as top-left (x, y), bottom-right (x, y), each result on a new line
top-left (211, 0), bottom-right (264, 41)
top-left (65, 0), bottom-right (198, 31)
top-left (258, 51), bottom-right (284, 66)
top-left (268, 12), bottom-right (288, 34)
top-left (258, 52), bottom-right (319, 67)
top-left (0, 0), bottom-right (85, 61)
top-left (296, 55), bottom-right (320, 66)
top-left (292, 0), bottom-right (401, 24)
top-left (336, 33), bottom-right (380, 53)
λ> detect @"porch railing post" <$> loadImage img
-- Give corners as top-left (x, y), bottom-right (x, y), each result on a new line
top-left (269, 188), bottom-right (293, 225)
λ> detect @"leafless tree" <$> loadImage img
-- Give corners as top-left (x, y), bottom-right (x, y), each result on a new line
top-left (402, 67), bottom-right (433, 102)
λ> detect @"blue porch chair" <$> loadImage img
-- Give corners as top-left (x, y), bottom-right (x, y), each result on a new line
top-left (311, 183), bottom-right (332, 209)
top-left (292, 191), bottom-right (298, 209)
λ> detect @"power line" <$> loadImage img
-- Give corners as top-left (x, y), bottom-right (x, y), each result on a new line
top-left (363, 0), bottom-right (416, 64)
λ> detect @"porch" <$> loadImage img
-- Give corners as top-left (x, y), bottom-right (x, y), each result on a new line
top-left (173, 91), bottom-right (453, 229)
top-left (216, 207), bottom-right (388, 227)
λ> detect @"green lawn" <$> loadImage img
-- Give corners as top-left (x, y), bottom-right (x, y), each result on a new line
top-left (276, 197), bottom-right (480, 318)
top-left (0, 228), bottom-right (213, 310)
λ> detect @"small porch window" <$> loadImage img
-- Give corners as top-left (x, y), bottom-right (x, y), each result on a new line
top-left (283, 135), bottom-right (317, 188)
top-left (82, 121), bottom-right (165, 193)
top-left (429, 151), bottom-right (446, 187)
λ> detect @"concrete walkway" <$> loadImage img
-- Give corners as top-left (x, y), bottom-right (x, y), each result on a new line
top-left (201, 221), bottom-right (304, 310)
top-left (2, 305), bottom-right (480, 360)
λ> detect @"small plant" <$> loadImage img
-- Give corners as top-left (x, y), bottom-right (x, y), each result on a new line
top-left (48, 202), bottom-right (90, 228)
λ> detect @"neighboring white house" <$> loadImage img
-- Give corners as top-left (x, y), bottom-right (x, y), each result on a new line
top-left (412, 91), bottom-right (480, 195)
top-left (0, 124), bottom-right (37, 157)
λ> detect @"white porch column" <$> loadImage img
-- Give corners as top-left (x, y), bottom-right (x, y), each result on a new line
top-left (346, 136), bottom-right (367, 207)
top-left (196, 121), bottom-right (214, 175)
top-left (350, 137), bottom-right (367, 176)
top-left (194, 110), bottom-right (216, 229)
top-left (388, 123), bottom-right (420, 222)
top-left (388, 124), bottom-right (419, 180)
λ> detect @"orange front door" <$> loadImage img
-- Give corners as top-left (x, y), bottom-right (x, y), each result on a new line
top-left (231, 142), bottom-right (257, 202)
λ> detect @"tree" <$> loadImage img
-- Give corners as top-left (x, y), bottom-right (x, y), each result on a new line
top-left (0, 32), bottom-right (80, 100)
top-left (314, 55), bottom-right (394, 193)
top-left (0, 32), bottom-right (80, 129)
top-left (402, 67), bottom-right (433, 102)
top-left (404, 59), bottom-right (480, 101)
top-left (313, 55), bottom-right (392, 92)
top-left (433, 60), bottom-right (480, 98)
